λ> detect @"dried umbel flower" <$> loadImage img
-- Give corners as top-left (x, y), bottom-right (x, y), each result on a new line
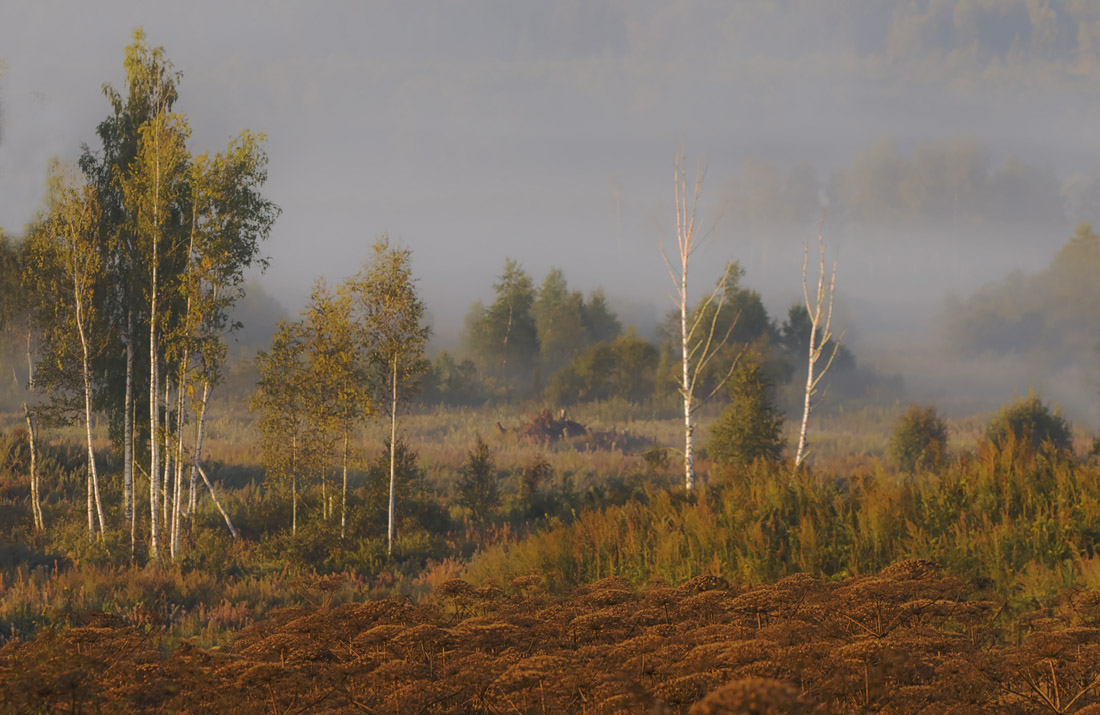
top-left (690, 677), bottom-right (822, 714)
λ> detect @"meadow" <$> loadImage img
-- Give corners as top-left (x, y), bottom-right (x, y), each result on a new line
top-left (3, 391), bottom-right (1100, 710)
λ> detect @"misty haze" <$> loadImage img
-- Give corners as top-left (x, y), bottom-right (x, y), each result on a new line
top-left (2, 3), bottom-right (1100, 712)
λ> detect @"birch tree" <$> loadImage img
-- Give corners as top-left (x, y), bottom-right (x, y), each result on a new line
top-left (348, 236), bottom-right (429, 555)
top-left (184, 132), bottom-right (277, 526)
top-left (661, 153), bottom-right (741, 491)
top-left (793, 217), bottom-right (842, 468)
top-left (468, 259), bottom-right (536, 375)
top-left (3, 232), bottom-right (44, 530)
top-left (25, 163), bottom-right (108, 537)
top-left (253, 320), bottom-right (306, 535)
top-left (121, 107), bottom-right (190, 559)
top-left (81, 28), bottom-right (182, 549)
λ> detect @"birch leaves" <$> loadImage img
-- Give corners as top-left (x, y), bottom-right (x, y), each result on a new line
top-left (253, 236), bottom-right (429, 552)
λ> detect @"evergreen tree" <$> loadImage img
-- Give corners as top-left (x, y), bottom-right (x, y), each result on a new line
top-left (456, 434), bottom-right (500, 524)
top-left (534, 268), bottom-right (587, 367)
top-left (707, 351), bottom-right (785, 469)
top-left (467, 259), bottom-right (537, 374)
top-left (581, 288), bottom-right (622, 344)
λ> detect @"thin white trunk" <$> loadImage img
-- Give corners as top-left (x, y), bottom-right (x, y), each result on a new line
top-left (130, 396), bottom-right (137, 559)
top-left (341, 429), bottom-right (348, 539)
top-left (387, 359), bottom-right (398, 555)
top-left (148, 103), bottom-right (164, 560)
top-left (171, 374), bottom-right (186, 558)
top-left (189, 380), bottom-right (209, 516)
top-left (123, 310), bottom-right (134, 536)
top-left (793, 220), bottom-right (841, 469)
top-left (192, 460), bottom-right (238, 538)
top-left (24, 403), bottom-right (42, 530)
top-left (680, 259), bottom-right (694, 491)
top-left (162, 378), bottom-right (172, 528)
top-left (291, 433), bottom-right (298, 536)
top-left (150, 288), bottom-right (160, 556)
top-left (25, 331), bottom-right (42, 531)
top-left (794, 333), bottom-right (816, 467)
top-left (76, 292), bottom-right (105, 536)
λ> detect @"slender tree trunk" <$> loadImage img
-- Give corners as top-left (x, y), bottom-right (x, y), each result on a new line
top-left (794, 333), bottom-right (816, 468)
top-left (123, 310), bottom-right (134, 538)
top-left (24, 403), bottom-right (42, 530)
top-left (192, 460), bottom-right (238, 538)
top-left (341, 429), bottom-right (348, 539)
top-left (291, 433), bottom-right (298, 536)
top-left (171, 373), bottom-right (186, 558)
top-left (130, 398), bottom-right (137, 559)
top-left (793, 224), bottom-right (840, 469)
top-left (75, 296), bottom-right (106, 536)
top-left (24, 331), bottom-right (42, 531)
top-left (162, 380), bottom-right (172, 528)
top-left (388, 358), bottom-right (398, 556)
top-left (189, 380), bottom-right (209, 516)
top-left (680, 265), bottom-right (694, 491)
top-left (150, 263), bottom-right (160, 559)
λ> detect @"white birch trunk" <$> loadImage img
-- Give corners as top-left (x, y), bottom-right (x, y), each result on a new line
top-left (189, 380), bottom-right (209, 516)
top-left (149, 252), bottom-right (160, 559)
top-left (25, 331), bottom-right (42, 530)
top-left (162, 379), bottom-right (172, 528)
top-left (341, 429), bottom-right (348, 539)
top-left (793, 221), bottom-right (840, 469)
top-left (680, 261), bottom-right (694, 491)
top-left (75, 291), bottom-right (106, 536)
top-left (171, 375), bottom-right (186, 558)
top-left (291, 433), bottom-right (298, 536)
top-left (123, 310), bottom-right (134, 537)
top-left (24, 403), bottom-right (42, 530)
top-left (387, 358), bottom-right (398, 555)
top-left (794, 332), bottom-right (816, 468)
top-left (192, 460), bottom-right (238, 538)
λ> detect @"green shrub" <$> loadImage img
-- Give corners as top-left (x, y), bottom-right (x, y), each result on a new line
top-left (456, 434), bottom-right (500, 523)
top-left (985, 393), bottom-right (1072, 454)
top-left (888, 404), bottom-right (948, 472)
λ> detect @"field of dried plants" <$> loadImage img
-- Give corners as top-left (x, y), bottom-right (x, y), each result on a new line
top-left (3, 399), bottom-right (1100, 713)
top-left (5, 560), bottom-right (1100, 713)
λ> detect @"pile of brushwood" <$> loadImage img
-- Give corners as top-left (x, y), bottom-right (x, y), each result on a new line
top-left (502, 409), bottom-right (647, 452)
top-left (4, 560), bottom-right (1100, 713)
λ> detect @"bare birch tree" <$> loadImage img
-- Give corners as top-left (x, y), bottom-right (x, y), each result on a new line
top-left (793, 216), bottom-right (843, 468)
top-left (661, 153), bottom-right (742, 491)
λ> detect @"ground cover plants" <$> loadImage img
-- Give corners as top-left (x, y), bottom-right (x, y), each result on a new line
top-left (6, 562), bottom-right (1100, 713)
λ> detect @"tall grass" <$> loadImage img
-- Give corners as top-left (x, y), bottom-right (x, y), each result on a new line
top-left (466, 439), bottom-right (1100, 607)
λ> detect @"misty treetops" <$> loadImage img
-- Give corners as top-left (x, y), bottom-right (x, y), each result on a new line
top-left (440, 256), bottom-right (865, 412)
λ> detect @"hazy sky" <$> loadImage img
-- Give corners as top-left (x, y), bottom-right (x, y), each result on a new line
top-left (3, 0), bottom-right (1100, 363)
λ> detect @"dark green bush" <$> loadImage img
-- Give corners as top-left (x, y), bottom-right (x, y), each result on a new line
top-left (456, 434), bottom-right (500, 523)
top-left (889, 404), bottom-right (948, 472)
top-left (985, 393), bottom-right (1072, 454)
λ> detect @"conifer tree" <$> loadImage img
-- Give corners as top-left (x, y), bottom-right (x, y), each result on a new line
top-left (707, 351), bottom-right (785, 469)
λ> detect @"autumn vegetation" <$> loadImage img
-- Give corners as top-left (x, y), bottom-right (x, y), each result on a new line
top-left (4, 28), bottom-right (1100, 713)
